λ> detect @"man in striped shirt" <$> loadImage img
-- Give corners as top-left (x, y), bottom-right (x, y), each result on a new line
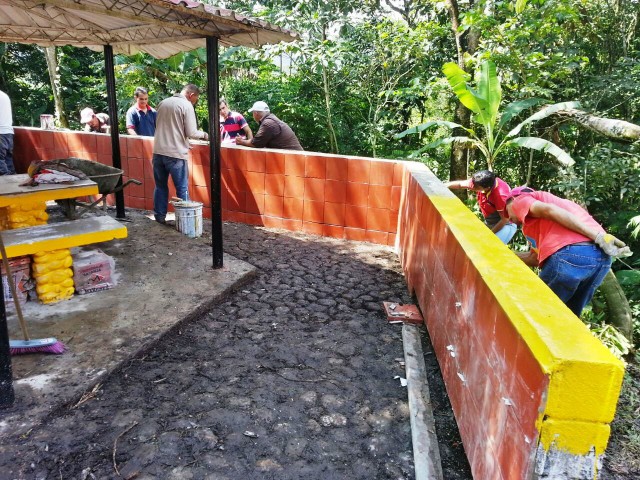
top-left (220, 99), bottom-right (253, 143)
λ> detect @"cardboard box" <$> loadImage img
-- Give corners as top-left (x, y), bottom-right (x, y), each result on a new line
top-left (72, 249), bottom-right (115, 295)
top-left (1, 255), bottom-right (32, 306)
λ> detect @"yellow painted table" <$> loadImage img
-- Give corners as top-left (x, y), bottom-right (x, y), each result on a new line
top-left (0, 174), bottom-right (98, 208)
top-left (0, 174), bottom-right (106, 303)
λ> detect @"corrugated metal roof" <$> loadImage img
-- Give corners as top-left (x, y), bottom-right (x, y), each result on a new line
top-left (0, 0), bottom-right (298, 58)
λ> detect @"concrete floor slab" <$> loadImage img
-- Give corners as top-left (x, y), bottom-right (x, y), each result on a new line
top-left (1, 209), bottom-right (256, 437)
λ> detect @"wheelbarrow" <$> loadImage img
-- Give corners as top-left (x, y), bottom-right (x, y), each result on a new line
top-left (52, 158), bottom-right (142, 219)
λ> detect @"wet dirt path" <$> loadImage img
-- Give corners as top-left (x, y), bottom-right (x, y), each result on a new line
top-left (0, 222), bottom-right (471, 479)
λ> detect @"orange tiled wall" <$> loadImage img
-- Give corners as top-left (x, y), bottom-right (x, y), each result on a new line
top-left (14, 128), bottom-right (402, 246)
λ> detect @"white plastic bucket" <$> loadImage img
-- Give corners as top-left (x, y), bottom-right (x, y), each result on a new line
top-left (173, 201), bottom-right (203, 238)
top-left (40, 114), bottom-right (54, 129)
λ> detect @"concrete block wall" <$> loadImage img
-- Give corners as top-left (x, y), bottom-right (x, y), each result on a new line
top-left (397, 162), bottom-right (624, 479)
top-left (14, 128), bottom-right (625, 478)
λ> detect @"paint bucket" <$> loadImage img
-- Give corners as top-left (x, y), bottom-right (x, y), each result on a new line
top-left (173, 201), bottom-right (203, 238)
top-left (40, 114), bottom-right (54, 130)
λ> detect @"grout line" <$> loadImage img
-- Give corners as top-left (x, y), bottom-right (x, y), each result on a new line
top-left (402, 323), bottom-right (444, 480)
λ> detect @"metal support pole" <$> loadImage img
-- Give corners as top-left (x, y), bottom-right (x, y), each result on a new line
top-left (206, 37), bottom-right (223, 269)
top-left (104, 45), bottom-right (126, 219)
top-left (0, 271), bottom-right (15, 408)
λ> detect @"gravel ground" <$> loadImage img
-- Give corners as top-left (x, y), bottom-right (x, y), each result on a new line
top-left (0, 221), bottom-right (472, 480)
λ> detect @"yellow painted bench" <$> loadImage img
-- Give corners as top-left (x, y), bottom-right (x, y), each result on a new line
top-left (1, 217), bottom-right (127, 303)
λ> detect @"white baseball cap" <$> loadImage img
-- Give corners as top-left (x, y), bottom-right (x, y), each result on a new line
top-left (80, 107), bottom-right (95, 123)
top-left (248, 101), bottom-right (270, 113)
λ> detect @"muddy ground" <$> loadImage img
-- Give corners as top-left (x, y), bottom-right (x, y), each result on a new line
top-left (0, 219), bottom-right (472, 479)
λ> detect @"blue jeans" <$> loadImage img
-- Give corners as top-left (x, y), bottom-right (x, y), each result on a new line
top-left (152, 154), bottom-right (189, 221)
top-left (539, 243), bottom-right (611, 317)
top-left (495, 223), bottom-right (517, 244)
top-left (0, 134), bottom-right (16, 175)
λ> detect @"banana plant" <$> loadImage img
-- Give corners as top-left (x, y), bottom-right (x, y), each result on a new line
top-left (395, 60), bottom-right (576, 170)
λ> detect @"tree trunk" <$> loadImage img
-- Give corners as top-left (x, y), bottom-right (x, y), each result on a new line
top-left (599, 269), bottom-right (633, 344)
top-left (44, 46), bottom-right (68, 128)
top-left (557, 108), bottom-right (640, 143)
top-left (321, 64), bottom-right (339, 154)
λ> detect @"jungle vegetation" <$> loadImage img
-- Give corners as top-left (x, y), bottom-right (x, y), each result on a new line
top-left (1, 0), bottom-right (640, 353)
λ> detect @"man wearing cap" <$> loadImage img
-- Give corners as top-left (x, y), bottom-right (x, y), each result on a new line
top-left (506, 188), bottom-right (631, 316)
top-left (236, 101), bottom-right (303, 151)
top-left (152, 84), bottom-right (209, 224)
top-left (80, 108), bottom-right (110, 134)
top-left (0, 89), bottom-right (16, 175)
top-left (126, 87), bottom-right (157, 136)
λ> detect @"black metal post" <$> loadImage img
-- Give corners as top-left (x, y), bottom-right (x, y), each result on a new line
top-left (206, 37), bottom-right (223, 269)
top-left (0, 271), bottom-right (15, 408)
top-left (104, 45), bottom-right (126, 219)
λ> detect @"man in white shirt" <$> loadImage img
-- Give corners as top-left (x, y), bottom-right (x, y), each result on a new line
top-left (0, 90), bottom-right (16, 175)
top-left (152, 84), bottom-right (209, 224)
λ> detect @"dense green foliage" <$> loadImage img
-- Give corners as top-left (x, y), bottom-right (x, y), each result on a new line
top-left (1, 0), bottom-right (639, 346)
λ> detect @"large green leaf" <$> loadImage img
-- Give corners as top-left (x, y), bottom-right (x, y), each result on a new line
top-left (507, 137), bottom-right (575, 166)
top-left (507, 101), bottom-right (581, 137)
top-left (394, 120), bottom-right (471, 139)
top-left (477, 61), bottom-right (501, 130)
top-left (442, 62), bottom-right (489, 123)
top-left (497, 98), bottom-right (548, 130)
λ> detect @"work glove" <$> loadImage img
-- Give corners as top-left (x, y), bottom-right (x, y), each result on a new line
top-left (594, 232), bottom-right (633, 258)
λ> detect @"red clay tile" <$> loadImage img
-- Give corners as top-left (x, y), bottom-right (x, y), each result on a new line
top-left (246, 193), bottom-right (265, 215)
top-left (141, 137), bottom-right (154, 160)
top-left (54, 132), bottom-right (69, 155)
top-left (81, 134), bottom-right (97, 155)
top-left (263, 216), bottom-right (284, 229)
top-left (368, 185), bottom-right (392, 209)
top-left (264, 195), bottom-right (284, 217)
top-left (265, 174), bottom-right (285, 196)
top-left (302, 222), bottom-right (324, 236)
top-left (96, 135), bottom-right (112, 155)
top-left (202, 206), bottom-right (211, 219)
top-left (304, 178), bottom-right (325, 202)
top-left (388, 211), bottom-right (399, 233)
top-left (344, 227), bottom-right (366, 241)
top-left (326, 156), bottom-right (348, 181)
top-left (119, 137), bottom-right (128, 159)
top-left (227, 211), bottom-right (247, 223)
top-left (365, 230), bottom-right (388, 245)
top-left (127, 196), bottom-right (146, 210)
top-left (227, 190), bottom-right (246, 211)
top-left (265, 152), bottom-right (285, 174)
top-left (344, 205), bottom-right (368, 229)
top-left (391, 186), bottom-right (402, 211)
top-left (284, 176), bottom-right (305, 198)
top-left (325, 180), bottom-right (347, 204)
top-left (367, 208), bottom-right (391, 232)
top-left (393, 161), bottom-right (405, 186)
top-left (303, 200), bottom-right (324, 223)
top-left (282, 218), bottom-right (303, 231)
top-left (323, 225), bottom-right (344, 239)
top-left (370, 161), bottom-right (394, 186)
top-left (229, 147), bottom-right (247, 171)
top-left (228, 169), bottom-right (248, 192)
top-left (346, 182), bottom-right (369, 206)
top-left (191, 164), bottom-right (211, 188)
top-left (246, 150), bottom-right (266, 172)
top-left (283, 197), bottom-right (304, 219)
top-left (128, 158), bottom-right (145, 182)
top-left (245, 171), bottom-right (265, 194)
top-left (324, 202), bottom-right (345, 226)
top-left (387, 233), bottom-right (397, 247)
top-left (305, 155), bottom-right (326, 178)
top-left (245, 213), bottom-right (264, 226)
top-left (126, 136), bottom-right (143, 159)
top-left (285, 153), bottom-right (305, 176)
top-left (348, 158), bottom-right (371, 183)
top-left (192, 185), bottom-right (211, 205)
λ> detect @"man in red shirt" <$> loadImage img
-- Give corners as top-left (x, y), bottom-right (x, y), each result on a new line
top-left (446, 170), bottom-right (517, 244)
top-left (506, 188), bottom-right (630, 316)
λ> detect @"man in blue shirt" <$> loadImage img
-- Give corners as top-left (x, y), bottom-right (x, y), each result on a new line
top-left (126, 87), bottom-right (157, 136)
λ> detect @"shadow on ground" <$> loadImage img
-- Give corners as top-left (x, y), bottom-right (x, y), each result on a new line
top-left (0, 208), bottom-right (472, 479)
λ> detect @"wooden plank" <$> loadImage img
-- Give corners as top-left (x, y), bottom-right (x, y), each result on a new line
top-left (0, 175), bottom-right (99, 207)
top-left (1, 217), bottom-right (127, 258)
